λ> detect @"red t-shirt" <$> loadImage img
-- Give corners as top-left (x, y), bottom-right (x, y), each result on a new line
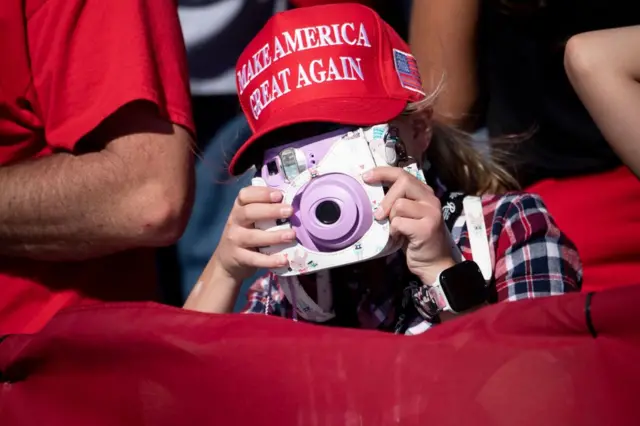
top-left (527, 166), bottom-right (640, 293)
top-left (0, 0), bottom-right (194, 334)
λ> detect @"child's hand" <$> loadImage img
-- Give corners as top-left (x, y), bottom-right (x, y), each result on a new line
top-left (363, 167), bottom-right (455, 284)
top-left (212, 187), bottom-right (295, 281)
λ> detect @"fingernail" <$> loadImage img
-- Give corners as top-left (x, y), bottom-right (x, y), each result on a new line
top-left (281, 206), bottom-right (293, 217)
top-left (282, 231), bottom-right (296, 242)
top-left (279, 255), bottom-right (289, 266)
top-left (270, 191), bottom-right (283, 202)
top-left (374, 208), bottom-right (385, 220)
top-left (362, 171), bottom-right (373, 181)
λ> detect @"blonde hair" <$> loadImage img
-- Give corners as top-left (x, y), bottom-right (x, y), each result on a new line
top-left (404, 95), bottom-right (520, 195)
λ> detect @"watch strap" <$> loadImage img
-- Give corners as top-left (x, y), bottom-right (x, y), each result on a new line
top-left (412, 275), bottom-right (450, 320)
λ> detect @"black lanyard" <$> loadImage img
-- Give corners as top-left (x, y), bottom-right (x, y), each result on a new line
top-left (388, 255), bottom-right (424, 335)
top-left (391, 281), bottom-right (418, 335)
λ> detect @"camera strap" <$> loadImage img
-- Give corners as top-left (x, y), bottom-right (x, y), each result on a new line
top-left (280, 272), bottom-right (336, 323)
top-left (441, 191), bottom-right (493, 281)
top-left (462, 196), bottom-right (493, 281)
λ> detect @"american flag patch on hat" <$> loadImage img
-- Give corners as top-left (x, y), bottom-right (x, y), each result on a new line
top-left (393, 49), bottom-right (425, 95)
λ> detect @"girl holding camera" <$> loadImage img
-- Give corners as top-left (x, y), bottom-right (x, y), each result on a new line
top-left (184, 4), bottom-right (581, 333)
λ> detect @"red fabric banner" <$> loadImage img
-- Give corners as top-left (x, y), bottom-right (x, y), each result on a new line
top-left (1, 285), bottom-right (639, 425)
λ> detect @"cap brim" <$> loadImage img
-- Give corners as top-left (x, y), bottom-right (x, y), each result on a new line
top-left (228, 96), bottom-right (408, 175)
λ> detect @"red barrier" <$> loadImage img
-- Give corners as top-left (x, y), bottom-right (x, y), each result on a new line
top-left (1, 285), bottom-right (639, 426)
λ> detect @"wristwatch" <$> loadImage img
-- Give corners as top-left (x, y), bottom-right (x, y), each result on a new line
top-left (413, 261), bottom-right (487, 320)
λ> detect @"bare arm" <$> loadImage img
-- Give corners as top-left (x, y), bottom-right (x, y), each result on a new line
top-left (0, 101), bottom-right (194, 261)
top-left (183, 185), bottom-right (294, 314)
top-left (565, 26), bottom-right (640, 178)
top-left (409, 0), bottom-right (480, 129)
top-left (183, 256), bottom-right (242, 314)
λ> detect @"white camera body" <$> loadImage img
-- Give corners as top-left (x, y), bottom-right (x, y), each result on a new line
top-left (252, 124), bottom-right (426, 276)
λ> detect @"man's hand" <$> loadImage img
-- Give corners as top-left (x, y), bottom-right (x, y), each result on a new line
top-left (0, 101), bottom-right (195, 260)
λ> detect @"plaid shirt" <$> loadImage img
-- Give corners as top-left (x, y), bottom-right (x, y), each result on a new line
top-left (243, 191), bottom-right (582, 334)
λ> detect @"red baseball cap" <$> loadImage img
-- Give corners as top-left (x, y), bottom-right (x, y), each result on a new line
top-left (229, 3), bottom-right (425, 175)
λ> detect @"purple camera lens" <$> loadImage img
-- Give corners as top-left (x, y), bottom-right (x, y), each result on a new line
top-left (291, 173), bottom-right (373, 252)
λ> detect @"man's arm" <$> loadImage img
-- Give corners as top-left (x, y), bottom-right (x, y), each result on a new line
top-left (565, 26), bottom-right (640, 178)
top-left (0, 101), bottom-right (195, 261)
top-left (409, 0), bottom-right (480, 129)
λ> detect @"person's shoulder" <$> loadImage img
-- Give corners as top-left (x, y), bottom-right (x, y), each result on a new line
top-left (479, 191), bottom-right (550, 219)
top-left (478, 191), bottom-right (558, 239)
top-left (478, 191), bottom-right (582, 294)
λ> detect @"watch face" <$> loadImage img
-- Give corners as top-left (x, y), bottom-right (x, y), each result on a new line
top-left (440, 261), bottom-right (486, 312)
